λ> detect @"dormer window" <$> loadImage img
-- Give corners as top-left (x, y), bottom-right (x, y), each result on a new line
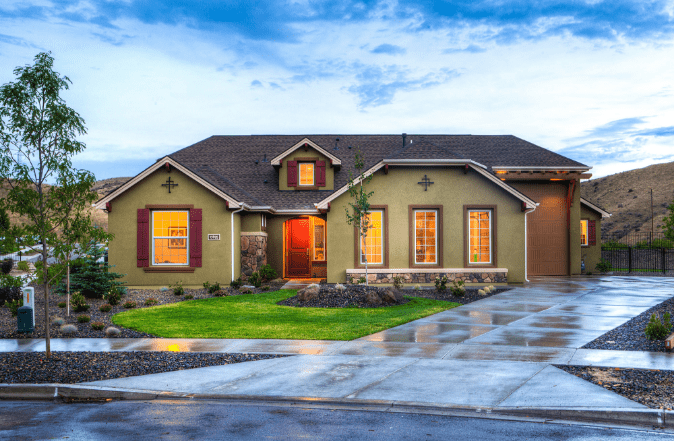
top-left (299, 163), bottom-right (314, 186)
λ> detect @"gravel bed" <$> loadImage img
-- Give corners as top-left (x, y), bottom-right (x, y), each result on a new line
top-left (403, 287), bottom-right (511, 305)
top-left (556, 365), bottom-right (674, 410)
top-left (0, 351), bottom-right (285, 384)
top-left (0, 282), bottom-right (285, 339)
top-left (582, 295), bottom-right (674, 352)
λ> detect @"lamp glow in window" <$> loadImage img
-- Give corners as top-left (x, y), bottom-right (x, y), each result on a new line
top-left (469, 210), bottom-right (491, 264)
top-left (360, 211), bottom-right (383, 264)
top-left (299, 163), bottom-right (314, 186)
top-left (415, 210), bottom-right (437, 264)
top-left (580, 220), bottom-right (588, 246)
top-left (153, 211), bottom-right (188, 265)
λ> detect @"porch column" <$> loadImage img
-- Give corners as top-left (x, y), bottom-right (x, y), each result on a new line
top-left (240, 232), bottom-right (268, 278)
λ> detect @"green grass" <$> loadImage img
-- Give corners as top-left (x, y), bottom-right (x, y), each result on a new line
top-left (112, 290), bottom-right (459, 340)
top-left (613, 268), bottom-right (666, 273)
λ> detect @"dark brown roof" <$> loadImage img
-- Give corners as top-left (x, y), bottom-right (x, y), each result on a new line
top-left (168, 135), bottom-right (588, 210)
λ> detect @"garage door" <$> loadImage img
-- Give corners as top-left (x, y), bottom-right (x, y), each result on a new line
top-left (511, 182), bottom-right (569, 276)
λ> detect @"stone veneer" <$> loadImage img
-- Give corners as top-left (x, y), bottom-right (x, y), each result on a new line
top-left (345, 269), bottom-right (507, 284)
top-left (241, 232), bottom-right (267, 278)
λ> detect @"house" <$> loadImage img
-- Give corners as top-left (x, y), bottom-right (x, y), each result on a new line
top-left (94, 134), bottom-right (610, 286)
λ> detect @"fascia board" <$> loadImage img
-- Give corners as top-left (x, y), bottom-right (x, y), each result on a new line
top-left (271, 138), bottom-right (342, 166)
top-left (580, 197), bottom-right (611, 218)
top-left (492, 166), bottom-right (592, 171)
top-left (383, 159), bottom-right (488, 169)
top-left (470, 165), bottom-right (537, 209)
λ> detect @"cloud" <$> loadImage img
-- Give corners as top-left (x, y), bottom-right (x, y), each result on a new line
top-left (250, 79), bottom-right (263, 87)
top-left (371, 43), bottom-right (406, 55)
top-left (443, 44), bottom-right (486, 54)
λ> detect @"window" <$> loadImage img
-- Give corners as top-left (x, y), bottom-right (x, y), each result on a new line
top-left (152, 211), bottom-right (189, 265)
top-left (468, 210), bottom-right (491, 264)
top-left (414, 210), bottom-right (437, 264)
top-left (360, 210), bottom-right (383, 264)
top-left (313, 218), bottom-right (325, 260)
top-left (580, 220), bottom-right (588, 246)
top-left (299, 163), bottom-right (314, 186)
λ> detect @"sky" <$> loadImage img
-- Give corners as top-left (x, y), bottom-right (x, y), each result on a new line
top-left (1, 0), bottom-right (673, 181)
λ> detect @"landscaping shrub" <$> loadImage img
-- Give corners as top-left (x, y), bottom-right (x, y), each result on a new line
top-left (184, 294), bottom-right (194, 299)
top-left (91, 321), bottom-right (105, 331)
top-left (435, 275), bottom-right (448, 292)
top-left (62, 243), bottom-right (125, 299)
top-left (123, 301), bottom-right (137, 309)
top-left (204, 281), bottom-right (221, 294)
top-left (70, 292), bottom-right (90, 312)
top-left (645, 313), bottom-right (672, 340)
top-left (212, 290), bottom-right (228, 297)
top-left (259, 264), bottom-right (277, 282)
top-left (77, 315), bottom-right (91, 323)
top-left (57, 301), bottom-right (66, 308)
top-left (413, 284), bottom-right (421, 290)
top-left (0, 274), bottom-right (22, 306)
top-left (239, 287), bottom-right (253, 294)
top-left (170, 280), bottom-right (184, 296)
top-left (335, 284), bottom-right (346, 292)
top-left (144, 298), bottom-right (159, 306)
top-left (7, 298), bottom-right (22, 317)
top-left (52, 317), bottom-right (65, 326)
top-left (60, 324), bottom-right (77, 334)
top-left (450, 280), bottom-right (466, 297)
top-left (230, 277), bottom-right (243, 289)
top-left (478, 289), bottom-right (486, 296)
top-left (105, 326), bottom-right (121, 337)
top-left (16, 261), bottom-right (29, 272)
top-left (248, 272), bottom-right (262, 288)
top-left (1, 258), bottom-right (13, 275)
top-left (392, 275), bottom-right (404, 290)
top-left (595, 258), bottom-right (612, 273)
top-left (99, 304), bottom-right (112, 312)
top-left (260, 285), bottom-right (270, 292)
top-left (104, 285), bottom-right (125, 306)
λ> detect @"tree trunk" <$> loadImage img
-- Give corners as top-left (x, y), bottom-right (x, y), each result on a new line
top-left (66, 263), bottom-right (70, 317)
top-left (42, 243), bottom-right (50, 358)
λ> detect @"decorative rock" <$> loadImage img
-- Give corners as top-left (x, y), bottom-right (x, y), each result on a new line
top-left (365, 291), bottom-right (382, 306)
top-left (382, 288), bottom-right (404, 304)
top-left (297, 286), bottom-right (319, 302)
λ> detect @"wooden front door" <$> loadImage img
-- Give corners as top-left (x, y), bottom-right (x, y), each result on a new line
top-left (286, 218), bottom-right (311, 278)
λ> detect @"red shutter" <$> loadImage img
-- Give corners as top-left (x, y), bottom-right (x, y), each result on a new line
top-left (137, 209), bottom-right (150, 267)
top-left (588, 220), bottom-right (596, 246)
top-left (316, 160), bottom-right (326, 187)
top-left (189, 208), bottom-right (202, 267)
top-left (287, 161), bottom-right (298, 187)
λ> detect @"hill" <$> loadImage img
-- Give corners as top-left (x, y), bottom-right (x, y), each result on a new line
top-left (581, 162), bottom-right (674, 239)
top-left (92, 177), bottom-right (131, 197)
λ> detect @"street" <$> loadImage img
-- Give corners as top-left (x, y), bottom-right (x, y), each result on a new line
top-left (1, 400), bottom-right (672, 440)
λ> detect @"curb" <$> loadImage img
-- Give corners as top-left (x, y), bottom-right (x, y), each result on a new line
top-left (1, 384), bottom-right (672, 429)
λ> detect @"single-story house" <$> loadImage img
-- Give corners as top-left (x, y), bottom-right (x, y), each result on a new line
top-left (95, 134), bottom-right (610, 286)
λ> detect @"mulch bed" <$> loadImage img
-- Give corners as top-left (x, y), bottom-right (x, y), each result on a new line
top-left (557, 365), bottom-right (674, 410)
top-left (0, 351), bottom-right (285, 384)
top-left (404, 287), bottom-right (511, 305)
top-left (0, 282), bottom-right (284, 339)
top-left (582, 295), bottom-right (674, 352)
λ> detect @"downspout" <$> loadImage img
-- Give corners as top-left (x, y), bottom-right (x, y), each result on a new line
top-left (231, 203), bottom-right (245, 283)
top-left (524, 205), bottom-right (538, 283)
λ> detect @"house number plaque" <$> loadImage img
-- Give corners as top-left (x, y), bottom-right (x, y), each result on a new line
top-left (208, 234), bottom-right (220, 241)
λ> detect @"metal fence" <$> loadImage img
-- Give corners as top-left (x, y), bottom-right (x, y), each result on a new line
top-left (601, 232), bottom-right (674, 273)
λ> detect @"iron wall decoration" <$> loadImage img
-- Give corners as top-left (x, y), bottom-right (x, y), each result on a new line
top-left (162, 177), bottom-right (178, 193)
top-left (418, 175), bottom-right (434, 191)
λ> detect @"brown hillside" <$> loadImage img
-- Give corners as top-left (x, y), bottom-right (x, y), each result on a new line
top-left (92, 177), bottom-right (132, 197)
top-left (581, 162), bottom-right (674, 239)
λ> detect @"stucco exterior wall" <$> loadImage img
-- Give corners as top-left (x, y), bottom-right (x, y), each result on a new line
top-left (570, 182), bottom-right (582, 274)
top-left (325, 166), bottom-right (527, 284)
top-left (278, 147), bottom-right (335, 191)
top-left (581, 205), bottom-right (602, 274)
top-left (108, 167), bottom-right (235, 287)
top-left (241, 213), bottom-right (262, 233)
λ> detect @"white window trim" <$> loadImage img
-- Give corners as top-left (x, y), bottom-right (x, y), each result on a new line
top-left (261, 214), bottom-right (266, 229)
top-left (580, 219), bottom-right (589, 247)
top-left (360, 210), bottom-right (384, 265)
top-left (151, 210), bottom-right (190, 266)
top-left (298, 162), bottom-right (315, 186)
top-left (313, 220), bottom-right (326, 261)
top-left (468, 209), bottom-right (492, 265)
top-left (414, 209), bottom-right (438, 264)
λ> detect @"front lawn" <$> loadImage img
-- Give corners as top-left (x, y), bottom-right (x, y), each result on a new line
top-left (112, 290), bottom-right (459, 340)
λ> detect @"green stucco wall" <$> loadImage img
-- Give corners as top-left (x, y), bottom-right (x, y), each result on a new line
top-left (278, 147), bottom-right (335, 191)
top-left (265, 214), bottom-right (291, 278)
top-left (581, 205), bottom-right (602, 274)
top-left (325, 167), bottom-right (527, 284)
top-left (108, 167), bottom-right (236, 287)
top-left (241, 213), bottom-right (262, 233)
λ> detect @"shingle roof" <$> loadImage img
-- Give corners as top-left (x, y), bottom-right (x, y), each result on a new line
top-left (168, 134), bottom-right (589, 210)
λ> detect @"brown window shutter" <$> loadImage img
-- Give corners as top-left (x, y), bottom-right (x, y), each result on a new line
top-left (137, 209), bottom-right (150, 267)
top-left (588, 220), bottom-right (596, 246)
top-left (316, 160), bottom-right (326, 187)
top-left (189, 208), bottom-right (202, 267)
top-left (287, 161), bottom-right (298, 187)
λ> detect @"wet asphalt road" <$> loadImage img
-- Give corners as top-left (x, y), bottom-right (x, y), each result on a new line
top-left (1, 400), bottom-right (673, 440)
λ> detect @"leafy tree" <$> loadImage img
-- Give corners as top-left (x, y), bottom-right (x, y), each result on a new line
top-left (0, 207), bottom-right (9, 232)
top-left (662, 201), bottom-right (674, 242)
top-left (345, 148), bottom-right (374, 285)
top-left (0, 52), bottom-right (98, 357)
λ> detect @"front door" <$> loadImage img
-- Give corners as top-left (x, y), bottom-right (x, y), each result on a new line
top-left (286, 218), bottom-right (311, 278)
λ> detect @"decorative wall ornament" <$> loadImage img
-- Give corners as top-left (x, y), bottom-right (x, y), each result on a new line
top-left (418, 175), bottom-right (434, 191)
top-left (162, 177), bottom-right (178, 193)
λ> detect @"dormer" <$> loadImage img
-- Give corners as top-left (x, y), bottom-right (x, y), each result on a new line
top-left (272, 138), bottom-right (341, 191)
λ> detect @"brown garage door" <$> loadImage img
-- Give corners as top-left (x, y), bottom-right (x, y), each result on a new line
top-left (511, 182), bottom-right (569, 276)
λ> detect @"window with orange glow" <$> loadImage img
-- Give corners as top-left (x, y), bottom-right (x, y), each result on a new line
top-left (469, 210), bottom-right (491, 264)
top-left (153, 211), bottom-right (188, 265)
top-left (580, 220), bottom-right (588, 246)
top-left (299, 163), bottom-right (314, 186)
top-left (414, 210), bottom-right (437, 264)
top-left (360, 211), bottom-right (383, 264)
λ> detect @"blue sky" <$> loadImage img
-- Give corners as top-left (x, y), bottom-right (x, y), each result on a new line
top-left (1, 0), bottom-right (673, 180)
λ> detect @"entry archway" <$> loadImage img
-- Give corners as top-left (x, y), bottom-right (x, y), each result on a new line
top-left (283, 216), bottom-right (326, 279)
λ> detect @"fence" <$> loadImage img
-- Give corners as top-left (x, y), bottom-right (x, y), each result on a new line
top-left (601, 232), bottom-right (674, 273)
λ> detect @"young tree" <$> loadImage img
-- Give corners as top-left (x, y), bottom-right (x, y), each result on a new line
top-left (662, 201), bottom-right (674, 242)
top-left (345, 148), bottom-right (374, 285)
top-left (0, 52), bottom-right (97, 357)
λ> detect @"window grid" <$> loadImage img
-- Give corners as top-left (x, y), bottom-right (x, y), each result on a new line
top-left (360, 211), bottom-right (383, 264)
top-left (468, 210), bottom-right (491, 264)
top-left (152, 211), bottom-right (189, 265)
top-left (580, 220), bottom-right (588, 246)
top-left (299, 163), bottom-right (314, 186)
top-left (414, 210), bottom-right (437, 264)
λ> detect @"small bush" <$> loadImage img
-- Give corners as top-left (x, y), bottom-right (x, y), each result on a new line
top-left (259, 264), bottom-right (277, 282)
top-left (392, 275), bottom-right (404, 290)
top-left (207, 282), bottom-right (221, 294)
top-left (1, 259), bottom-right (13, 275)
top-left (77, 315), bottom-right (91, 323)
top-left (105, 286), bottom-right (123, 306)
top-left (160, 287), bottom-right (169, 292)
top-left (7, 298), bottom-right (23, 317)
top-left (91, 322), bottom-right (105, 331)
top-left (57, 301), bottom-right (67, 308)
top-left (450, 279), bottom-right (466, 297)
top-left (123, 301), bottom-right (137, 309)
top-left (99, 304), bottom-right (112, 312)
top-left (144, 298), bottom-right (159, 306)
top-left (239, 287), bottom-right (253, 294)
top-left (260, 285), bottom-right (270, 292)
top-left (248, 272), bottom-right (262, 288)
top-left (435, 275), bottom-right (448, 292)
top-left (335, 284), bottom-right (346, 292)
top-left (413, 284), bottom-right (421, 290)
top-left (184, 294), bottom-right (194, 299)
top-left (17, 261), bottom-right (29, 272)
top-left (230, 277), bottom-right (243, 289)
top-left (105, 326), bottom-right (121, 337)
top-left (60, 324), bottom-right (77, 334)
top-left (0, 274), bottom-right (22, 306)
top-left (70, 292), bottom-right (90, 312)
top-left (60, 243), bottom-right (125, 299)
top-left (212, 290), bottom-right (228, 297)
top-left (52, 316), bottom-right (65, 326)
top-left (645, 313), bottom-right (672, 340)
top-left (203, 281), bottom-right (211, 291)
top-left (595, 258), bottom-right (612, 273)
top-left (478, 289), bottom-right (487, 296)
top-left (170, 280), bottom-right (184, 296)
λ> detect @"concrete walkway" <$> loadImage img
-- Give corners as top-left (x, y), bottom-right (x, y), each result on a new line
top-left (4, 276), bottom-right (674, 413)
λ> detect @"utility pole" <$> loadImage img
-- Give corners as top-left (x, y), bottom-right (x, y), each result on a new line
top-left (651, 189), bottom-right (654, 244)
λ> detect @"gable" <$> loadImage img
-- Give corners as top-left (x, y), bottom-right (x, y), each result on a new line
top-left (278, 146), bottom-right (335, 191)
top-left (271, 138), bottom-right (342, 167)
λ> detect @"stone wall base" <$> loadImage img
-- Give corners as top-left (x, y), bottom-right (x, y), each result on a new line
top-left (241, 232), bottom-right (268, 278)
top-left (346, 269), bottom-right (507, 284)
